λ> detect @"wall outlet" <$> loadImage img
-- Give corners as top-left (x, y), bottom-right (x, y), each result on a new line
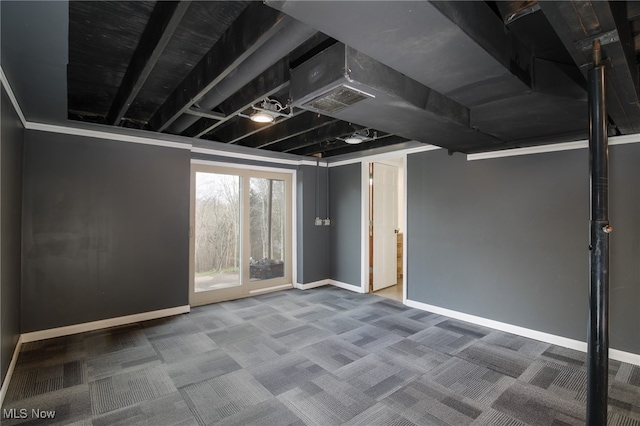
top-left (315, 217), bottom-right (323, 226)
top-left (323, 218), bottom-right (331, 226)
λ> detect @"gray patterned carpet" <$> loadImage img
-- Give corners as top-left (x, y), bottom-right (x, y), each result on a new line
top-left (2, 286), bottom-right (639, 425)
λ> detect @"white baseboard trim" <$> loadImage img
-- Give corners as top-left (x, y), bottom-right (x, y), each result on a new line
top-left (249, 283), bottom-right (293, 294)
top-left (0, 335), bottom-right (23, 407)
top-left (610, 349), bottom-right (640, 367)
top-left (21, 305), bottom-right (191, 343)
top-left (330, 280), bottom-right (365, 293)
top-left (295, 279), bottom-right (330, 290)
top-left (405, 299), bottom-right (640, 367)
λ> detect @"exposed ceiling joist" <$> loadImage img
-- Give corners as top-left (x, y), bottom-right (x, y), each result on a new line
top-left (106, 1), bottom-right (191, 126)
top-left (182, 58), bottom-right (291, 138)
top-left (148, 2), bottom-right (287, 132)
top-left (300, 134), bottom-right (408, 158)
top-left (185, 107), bottom-right (225, 121)
top-left (54, 1), bottom-right (640, 158)
top-left (236, 111), bottom-right (337, 149)
top-left (268, 120), bottom-right (365, 153)
top-left (205, 116), bottom-right (280, 144)
top-left (540, 1), bottom-right (640, 133)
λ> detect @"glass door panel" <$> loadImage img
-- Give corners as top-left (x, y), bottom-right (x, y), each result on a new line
top-left (194, 172), bottom-right (241, 292)
top-left (249, 178), bottom-right (286, 282)
top-left (190, 164), bottom-right (292, 306)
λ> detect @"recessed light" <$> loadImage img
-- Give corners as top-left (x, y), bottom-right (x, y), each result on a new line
top-left (344, 136), bottom-right (363, 144)
top-left (250, 112), bottom-right (275, 123)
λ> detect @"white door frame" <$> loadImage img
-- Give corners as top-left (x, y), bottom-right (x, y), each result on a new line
top-left (372, 162), bottom-right (399, 291)
top-left (360, 154), bottom-right (407, 302)
top-left (189, 160), bottom-right (296, 306)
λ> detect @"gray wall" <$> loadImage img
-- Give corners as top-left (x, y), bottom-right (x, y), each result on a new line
top-left (21, 130), bottom-right (190, 332)
top-left (329, 163), bottom-right (362, 286)
top-left (296, 165), bottom-right (329, 284)
top-left (1, 0), bottom-right (68, 123)
top-left (1, 87), bottom-right (24, 386)
top-left (407, 145), bottom-right (640, 354)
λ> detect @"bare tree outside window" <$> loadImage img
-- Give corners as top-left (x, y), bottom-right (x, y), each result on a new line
top-left (194, 172), bottom-right (240, 291)
top-left (250, 178), bottom-right (285, 280)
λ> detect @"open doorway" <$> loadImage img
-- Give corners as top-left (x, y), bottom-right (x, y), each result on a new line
top-left (368, 158), bottom-right (405, 302)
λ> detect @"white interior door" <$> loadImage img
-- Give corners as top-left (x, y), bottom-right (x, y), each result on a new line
top-left (372, 163), bottom-right (398, 291)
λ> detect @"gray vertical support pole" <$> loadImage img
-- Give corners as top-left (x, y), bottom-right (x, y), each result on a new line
top-left (587, 39), bottom-right (610, 426)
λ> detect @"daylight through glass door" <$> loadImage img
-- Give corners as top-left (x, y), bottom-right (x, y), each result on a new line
top-left (250, 177), bottom-right (286, 282)
top-left (190, 164), bottom-right (292, 306)
top-left (194, 172), bottom-right (241, 292)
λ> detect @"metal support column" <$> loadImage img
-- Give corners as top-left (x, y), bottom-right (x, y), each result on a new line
top-left (587, 39), bottom-right (611, 426)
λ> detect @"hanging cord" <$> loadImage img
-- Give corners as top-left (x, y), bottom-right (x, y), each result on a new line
top-left (315, 159), bottom-right (320, 221)
top-left (326, 162), bottom-right (330, 221)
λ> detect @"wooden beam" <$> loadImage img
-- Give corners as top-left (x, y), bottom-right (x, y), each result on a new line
top-left (107, 1), bottom-right (191, 125)
top-left (185, 107), bottom-right (225, 121)
top-left (149, 3), bottom-right (287, 132)
top-left (202, 117), bottom-right (275, 143)
top-left (316, 135), bottom-right (408, 157)
top-left (183, 58), bottom-right (290, 138)
top-left (281, 129), bottom-right (393, 155)
top-left (235, 112), bottom-right (337, 149)
top-left (271, 121), bottom-right (364, 153)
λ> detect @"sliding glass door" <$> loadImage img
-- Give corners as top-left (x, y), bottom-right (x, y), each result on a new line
top-left (190, 164), bottom-right (292, 306)
top-left (193, 171), bottom-right (241, 296)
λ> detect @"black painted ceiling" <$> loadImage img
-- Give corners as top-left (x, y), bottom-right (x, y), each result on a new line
top-left (65, 1), bottom-right (640, 157)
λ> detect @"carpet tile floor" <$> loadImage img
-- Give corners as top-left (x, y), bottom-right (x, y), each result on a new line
top-left (2, 286), bottom-right (639, 425)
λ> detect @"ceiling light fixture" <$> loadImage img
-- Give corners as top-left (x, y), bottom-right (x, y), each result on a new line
top-left (250, 111), bottom-right (276, 123)
top-left (241, 98), bottom-right (291, 123)
top-left (344, 136), bottom-right (364, 144)
top-left (339, 129), bottom-right (376, 145)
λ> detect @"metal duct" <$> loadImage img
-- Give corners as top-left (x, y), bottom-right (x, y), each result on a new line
top-left (168, 16), bottom-right (316, 134)
top-left (268, 0), bottom-right (590, 151)
top-left (290, 43), bottom-right (502, 152)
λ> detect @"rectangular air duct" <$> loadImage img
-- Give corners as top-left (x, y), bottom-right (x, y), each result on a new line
top-left (302, 85), bottom-right (372, 114)
top-left (290, 43), bottom-right (502, 152)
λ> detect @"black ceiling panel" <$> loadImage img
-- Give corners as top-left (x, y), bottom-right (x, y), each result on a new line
top-left (57, 1), bottom-right (640, 157)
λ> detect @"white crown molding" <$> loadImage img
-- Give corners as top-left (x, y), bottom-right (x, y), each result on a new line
top-left (190, 158), bottom-right (296, 174)
top-left (467, 133), bottom-right (640, 161)
top-left (0, 66), bottom-right (324, 165)
top-left (405, 299), bottom-right (640, 367)
top-left (26, 122), bottom-right (192, 150)
top-left (191, 146), bottom-right (307, 166)
top-left (0, 66), bottom-right (28, 127)
top-left (0, 335), bottom-right (23, 407)
top-left (299, 159), bottom-right (329, 167)
top-left (329, 144), bottom-right (439, 168)
top-left (21, 305), bottom-right (190, 343)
